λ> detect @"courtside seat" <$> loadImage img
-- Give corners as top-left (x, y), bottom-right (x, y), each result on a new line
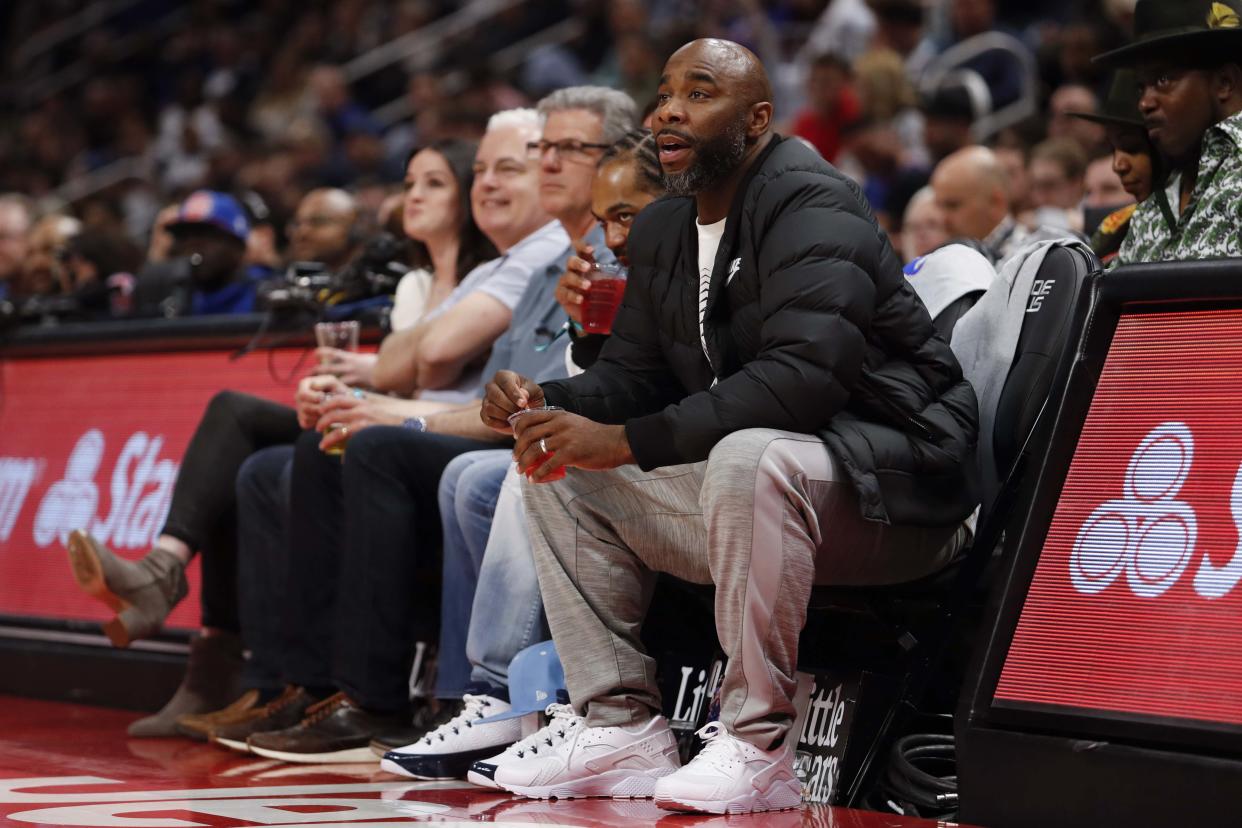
top-left (643, 244), bottom-right (1101, 802)
top-left (812, 241), bottom-right (1097, 611)
top-left (799, 242), bottom-right (1102, 806)
top-left (990, 244), bottom-right (1095, 492)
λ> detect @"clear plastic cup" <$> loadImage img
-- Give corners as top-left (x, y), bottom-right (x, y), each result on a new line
top-left (314, 320), bottom-right (360, 355)
top-left (581, 263), bottom-right (627, 335)
top-left (508, 405), bottom-right (567, 481)
top-left (315, 321), bottom-right (360, 455)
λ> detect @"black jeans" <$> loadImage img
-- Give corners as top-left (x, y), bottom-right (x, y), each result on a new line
top-left (282, 425), bottom-right (498, 713)
top-left (161, 391), bottom-right (301, 631)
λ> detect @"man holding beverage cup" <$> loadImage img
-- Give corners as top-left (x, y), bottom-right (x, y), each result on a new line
top-left (481, 39), bottom-right (978, 813)
top-left (558, 256), bottom-right (627, 335)
top-left (505, 243), bottom-right (628, 478)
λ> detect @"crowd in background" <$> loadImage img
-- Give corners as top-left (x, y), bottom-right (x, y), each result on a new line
top-left (8, 0), bottom-right (1242, 816)
top-left (0, 0), bottom-right (1140, 317)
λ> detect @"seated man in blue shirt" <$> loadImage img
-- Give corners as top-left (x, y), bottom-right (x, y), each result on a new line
top-left (137, 190), bottom-right (263, 316)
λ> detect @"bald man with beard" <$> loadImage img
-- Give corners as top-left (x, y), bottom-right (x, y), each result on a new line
top-left (482, 38), bottom-right (978, 814)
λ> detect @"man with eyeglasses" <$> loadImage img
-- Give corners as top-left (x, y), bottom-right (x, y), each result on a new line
top-left (232, 90), bottom-right (638, 764)
top-left (1097, 0), bottom-right (1242, 263)
top-left (286, 188), bottom-right (364, 274)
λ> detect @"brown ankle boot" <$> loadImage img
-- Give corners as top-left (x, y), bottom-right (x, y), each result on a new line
top-left (129, 632), bottom-right (244, 738)
top-left (67, 529), bottom-right (188, 647)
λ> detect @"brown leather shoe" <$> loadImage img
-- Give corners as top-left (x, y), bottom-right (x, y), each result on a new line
top-left (175, 689), bottom-right (261, 741)
top-left (247, 692), bottom-right (407, 764)
top-left (212, 686), bottom-right (317, 754)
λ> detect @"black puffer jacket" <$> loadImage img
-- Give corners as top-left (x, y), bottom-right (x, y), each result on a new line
top-left (542, 136), bottom-right (978, 526)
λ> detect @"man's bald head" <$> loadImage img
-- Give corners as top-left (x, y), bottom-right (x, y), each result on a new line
top-left (664, 38), bottom-right (773, 110)
top-left (931, 146), bottom-right (1011, 241)
top-left (654, 38), bottom-right (775, 200)
top-left (935, 146), bottom-right (1008, 194)
top-left (310, 188), bottom-right (359, 218)
top-left (289, 187), bottom-right (362, 268)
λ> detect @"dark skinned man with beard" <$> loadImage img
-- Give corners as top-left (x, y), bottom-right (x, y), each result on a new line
top-left (137, 190), bottom-right (263, 316)
top-left (481, 38), bottom-right (978, 814)
top-left (1098, 0), bottom-right (1242, 263)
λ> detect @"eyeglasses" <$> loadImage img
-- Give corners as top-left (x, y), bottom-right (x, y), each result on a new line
top-left (533, 321), bottom-right (574, 352)
top-left (287, 216), bottom-right (349, 231)
top-left (526, 139), bottom-right (611, 162)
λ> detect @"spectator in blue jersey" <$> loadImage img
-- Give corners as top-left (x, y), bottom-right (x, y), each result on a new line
top-left (134, 190), bottom-right (265, 316)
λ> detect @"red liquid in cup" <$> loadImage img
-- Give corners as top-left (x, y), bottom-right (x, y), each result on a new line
top-left (509, 406), bottom-right (568, 482)
top-left (581, 277), bottom-right (626, 334)
top-left (526, 453), bottom-right (567, 482)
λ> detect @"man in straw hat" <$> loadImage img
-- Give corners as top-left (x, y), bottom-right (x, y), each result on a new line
top-left (1095, 0), bottom-right (1242, 263)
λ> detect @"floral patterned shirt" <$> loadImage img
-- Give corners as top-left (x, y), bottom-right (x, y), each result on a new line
top-left (1117, 110), bottom-right (1242, 264)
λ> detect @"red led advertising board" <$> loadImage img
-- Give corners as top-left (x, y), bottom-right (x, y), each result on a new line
top-left (995, 308), bottom-right (1242, 726)
top-left (0, 347), bottom-right (316, 631)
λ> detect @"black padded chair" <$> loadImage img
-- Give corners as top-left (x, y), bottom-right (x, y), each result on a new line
top-left (989, 245), bottom-right (1094, 506)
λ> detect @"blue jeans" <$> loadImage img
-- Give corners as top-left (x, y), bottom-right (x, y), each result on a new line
top-left (235, 444), bottom-right (295, 692)
top-left (466, 465), bottom-right (548, 691)
top-left (435, 450), bottom-right (511, 698)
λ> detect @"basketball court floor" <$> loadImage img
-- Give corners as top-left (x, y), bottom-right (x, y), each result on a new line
top-left (0, 696), bottom-right (958, 828)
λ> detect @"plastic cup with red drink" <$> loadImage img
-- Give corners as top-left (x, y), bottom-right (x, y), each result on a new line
top-left (581, 262), bottom-right (628, 335)
top-left (508, 405), bottom-right (568, 482)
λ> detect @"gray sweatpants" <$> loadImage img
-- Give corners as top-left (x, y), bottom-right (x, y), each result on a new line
top-left (523, 428), bottom-right (969, 749)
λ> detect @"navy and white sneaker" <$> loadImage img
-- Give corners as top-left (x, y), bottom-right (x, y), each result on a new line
top-left (380, 694), bottom-right (521, 780)
top-left (468, 702), bottom-right (585, 789)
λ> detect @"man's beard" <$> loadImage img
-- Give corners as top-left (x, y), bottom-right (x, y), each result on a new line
top-left (663, 118), bottom-right (750, 197)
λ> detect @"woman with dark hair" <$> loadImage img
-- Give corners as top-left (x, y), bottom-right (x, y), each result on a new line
top-left (1067, 71), bottom-right (1172, 264)
top-left (319, 139), bottom-right (498, 378)
top-left (389, 139), bottom-right (498, 329)
top-left (64, 139), bottom-right (493, 738)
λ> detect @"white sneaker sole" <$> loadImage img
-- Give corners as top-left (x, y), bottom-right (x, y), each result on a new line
top-left (248, 744), bottom-right (378, 764)
top-left (212, 737), bottom-right (252, 754)
top-left (501, 766), bottom-right (677, 800)
top-left (654, 778), bottom-right (803, 814)
top-left (466, 767), bottom-right (502, 790)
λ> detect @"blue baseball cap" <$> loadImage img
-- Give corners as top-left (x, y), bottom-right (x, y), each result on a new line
top-left (477, 640), bottom-right (566, 724)
top-left (167, 190), bottom-right (250, 243)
